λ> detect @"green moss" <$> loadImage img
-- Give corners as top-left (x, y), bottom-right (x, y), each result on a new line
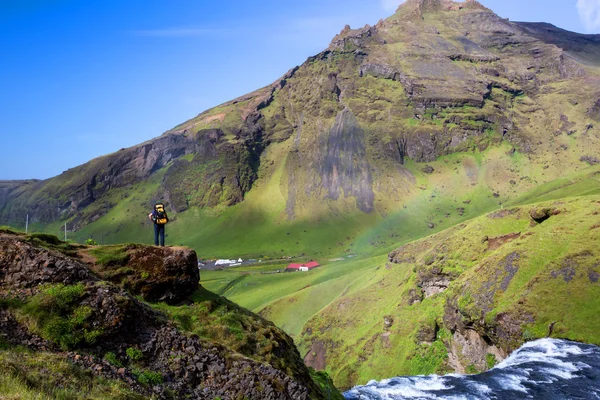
top-left (89, 245), bottom-right (131, 266)
top-left (465, 364), bottom-right (479, 374)
top-left (309, 368), bottom-right (345, 400)
top-left (0, 225), bottom-right (21, 234)
top-left (19, 283), bottom-right (102, 350)
top-left (406, 340), bottom-right (451, 375)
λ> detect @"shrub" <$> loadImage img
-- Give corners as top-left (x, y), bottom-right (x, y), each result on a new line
top-left (27, 233), bottom-right (62, 246)
top-left (103, 352), bottom-right (123, 367)
top-left (126, 347), bottom-right (143, 361)
top-left (132, 368), bottom-right (163, 385)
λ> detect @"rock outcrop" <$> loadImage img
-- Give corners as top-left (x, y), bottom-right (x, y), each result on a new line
top-left (88, 244), bottom-right (200, 304)
top-left (0, 232), bottom-right (327, 399)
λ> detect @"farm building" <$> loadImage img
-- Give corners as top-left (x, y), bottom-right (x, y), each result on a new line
top-left (285, 261), bottom-right (320, 272)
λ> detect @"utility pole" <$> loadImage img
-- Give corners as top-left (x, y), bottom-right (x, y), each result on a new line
top-left (64, 222), bottom-right (67, 241)
top-left (25, 214), bottom-right (28, 234)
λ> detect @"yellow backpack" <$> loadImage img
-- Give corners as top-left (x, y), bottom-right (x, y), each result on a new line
top-left (154, 203), bottom-right (169, 225)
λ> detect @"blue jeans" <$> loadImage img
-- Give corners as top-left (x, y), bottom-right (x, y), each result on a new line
top-left (154, 224), bottom-right (165, 246)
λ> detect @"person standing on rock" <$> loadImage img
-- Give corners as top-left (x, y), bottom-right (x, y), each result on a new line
top-left (148, 203), bottom-right (169, 246)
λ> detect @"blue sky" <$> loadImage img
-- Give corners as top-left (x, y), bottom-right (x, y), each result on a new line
top-left (0, 0), bottom-right (595, 180)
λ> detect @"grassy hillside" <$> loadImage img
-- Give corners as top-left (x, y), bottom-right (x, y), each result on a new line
top-left (198, 167), bottom-right (600, 389)
top-left (58, 141), bottom-right (553, 260)
top-left (296, 195), bottom-right (600, 388)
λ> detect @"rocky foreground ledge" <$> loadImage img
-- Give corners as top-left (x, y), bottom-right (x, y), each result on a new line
top-left (0, 230), bottom-right (331, 399)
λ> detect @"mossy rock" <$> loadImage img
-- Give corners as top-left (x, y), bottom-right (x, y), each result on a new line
top-left (89, 245), bottom-right (199, 304)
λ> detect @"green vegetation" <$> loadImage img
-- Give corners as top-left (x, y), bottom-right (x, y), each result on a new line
top-left (197, 190), bottom-right (600, 388)
top-left (132, 368), bottom-right (163, 386)
top-left (18, 283), bottom-right (103, 350)
top-left (126, 347), bottom-right (143, 362)
top-left (104, 352), bottom-right (123, 368)
top-left (301, 195), bottom-right (600, 387)
top-left (124, 346), bottom-right (164, 387)
top-left (17, 232), bottom-right (86, 258)
top-left (309, 368), bottom-right (345, 400)
top-left (150, 286), bottom-right (307, 379)
top-left (0, 348), bottom-right (145, 399)
top-left (89, 245), bottom-right (131, 266)
top-left (2, 1), bottom-right (600, 395)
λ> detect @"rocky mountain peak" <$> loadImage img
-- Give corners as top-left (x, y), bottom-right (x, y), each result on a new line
top-left (397, 0), bottom-right (492, 16)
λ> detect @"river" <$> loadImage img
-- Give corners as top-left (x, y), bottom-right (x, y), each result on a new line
top-left (343, 339), bottom-right (600, 399)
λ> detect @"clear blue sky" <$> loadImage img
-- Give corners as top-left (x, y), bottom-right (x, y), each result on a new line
top-left (0, 0), bottom-right (592, 180)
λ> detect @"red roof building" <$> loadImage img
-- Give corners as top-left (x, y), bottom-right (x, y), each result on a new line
top-left (285, 261), bottom-right (320, 271)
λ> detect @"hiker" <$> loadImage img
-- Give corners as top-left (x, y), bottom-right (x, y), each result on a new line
top-left (148, 203), bottom-right (169, 246)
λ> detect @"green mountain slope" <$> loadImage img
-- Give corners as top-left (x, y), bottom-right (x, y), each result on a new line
top-left (198, 167), bottom-right (600, 388)
top-left (299, 195), bottom-right (600, 388)
top-left (1, 0), bottom-right (600, 261)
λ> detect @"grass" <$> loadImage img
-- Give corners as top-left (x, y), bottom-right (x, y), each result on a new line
top-left (300, 195), bottom-right (600, 387)
top-left (309, 368), bottom-right (345, 400)
top-left (8, 148), bottom-right (600, 391)
top-left (88, 244), bottom-right (131, 266)
top-left (18, 283), bottom-right (103, 350)
top-left (200, 189), bottom-right (600, 389)
top-left (3, 9), bottom-right (600, 391)
top-left (0, 348), bottom-right (146, 400)
top-left (149, 286), bottom-right (310, 380)
top-left (77, 142), bottom-right (520, 261)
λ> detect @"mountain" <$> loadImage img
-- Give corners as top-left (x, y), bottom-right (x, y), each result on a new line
top-left (1, 0), bottom-right (600, 259)
top-left (2, 0), bottom-right (600, 393)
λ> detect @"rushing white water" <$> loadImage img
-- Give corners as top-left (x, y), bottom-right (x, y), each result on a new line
top-left (344, 339), bottom-right (600, 400)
